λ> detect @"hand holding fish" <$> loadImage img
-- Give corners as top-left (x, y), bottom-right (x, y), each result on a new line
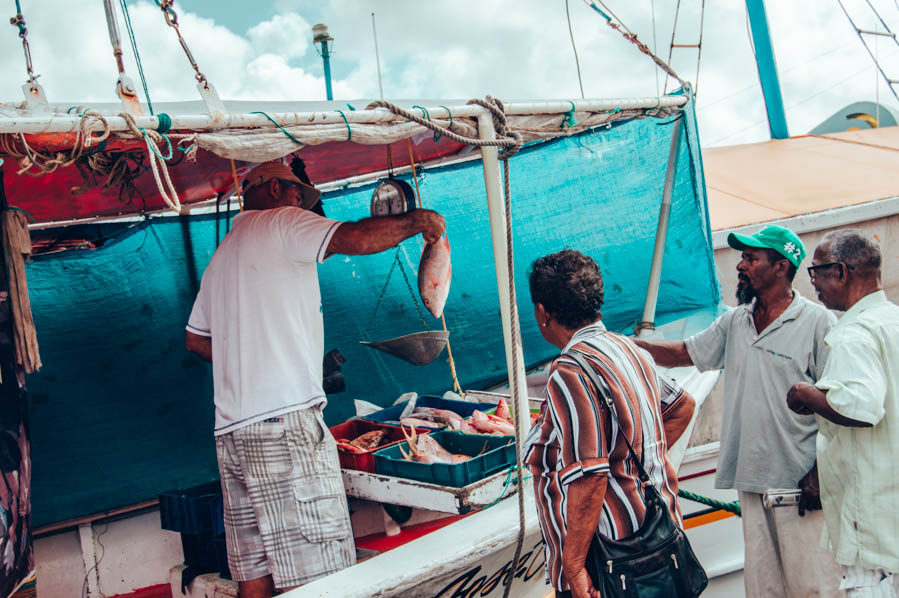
top-left (414, 209), bottom-right (445, 244)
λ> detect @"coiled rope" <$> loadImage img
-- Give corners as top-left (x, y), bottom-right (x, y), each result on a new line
top-left (0, 111), bottom-right (110, 176)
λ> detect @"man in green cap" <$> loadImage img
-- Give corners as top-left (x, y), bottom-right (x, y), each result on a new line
top-left (634, 224), bottom-right (841, 597)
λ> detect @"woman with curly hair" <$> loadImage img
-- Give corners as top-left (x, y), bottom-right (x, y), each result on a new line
top-left (522, 249), bottom-right (695, 598)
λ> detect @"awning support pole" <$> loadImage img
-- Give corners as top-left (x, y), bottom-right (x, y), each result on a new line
top-left (476, 111), bottom-right (529, 445)
top-left (638, 115), bottom-right (683, 337)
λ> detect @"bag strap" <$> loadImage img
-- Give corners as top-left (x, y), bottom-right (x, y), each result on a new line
top-left (565, 349), bottom-right (652, 485)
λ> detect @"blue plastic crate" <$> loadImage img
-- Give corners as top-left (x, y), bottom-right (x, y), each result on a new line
top-left (159, 481), bottom-right (224, 536)
top-left (362, 396), bottom-right (498, 425)
top-left (373, 430), bottom-right (515, 487)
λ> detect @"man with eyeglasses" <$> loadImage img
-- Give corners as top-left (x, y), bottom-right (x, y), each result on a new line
top-left (634, 224), bottom-right (841, 598)
top-left (184, 160), bottom-right (445, 598)
top-left (787, 229), bottom-right (899, 597)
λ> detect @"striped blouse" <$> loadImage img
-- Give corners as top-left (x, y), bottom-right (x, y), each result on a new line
top-left (522, 321), bottom-right (685, 591)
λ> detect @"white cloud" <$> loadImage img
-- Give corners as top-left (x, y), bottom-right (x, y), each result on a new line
top-left (2, 0), bottom-right (898, 148)
top-left (247, 13), bottom-right (313, 60)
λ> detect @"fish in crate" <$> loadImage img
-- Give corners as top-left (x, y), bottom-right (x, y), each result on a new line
top-left (398, 426), bottom-right (472, 465)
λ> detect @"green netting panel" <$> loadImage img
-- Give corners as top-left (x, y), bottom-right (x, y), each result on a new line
top-left (25, 96), bottom-right (718, 525)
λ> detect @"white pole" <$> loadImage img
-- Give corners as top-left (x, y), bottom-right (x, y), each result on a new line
top-left (476, 111), bottom-right (530, 445)
top-left (638, 116), bottom-right (683, 336)
top-left (0, 96), bottom-right (687, 134)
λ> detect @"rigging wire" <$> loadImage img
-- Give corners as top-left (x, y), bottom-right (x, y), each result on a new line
top-left (565, 0), bottom-right (586, 99)
top-left (665, 0), bottom-right (706, 95)
top-left (650, 0), bottom-right (660, 96)
top-left (119, 0), bottom-right (154, 114)
top-left (708, 47), bottom-right (899, 146)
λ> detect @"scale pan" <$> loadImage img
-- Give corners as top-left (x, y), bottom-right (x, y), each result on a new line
top-left (360, 330), bottom-right (450, 365)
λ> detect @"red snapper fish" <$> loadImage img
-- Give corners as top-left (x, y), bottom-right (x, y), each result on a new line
top-left (418, 235), bottom-right (452, 318)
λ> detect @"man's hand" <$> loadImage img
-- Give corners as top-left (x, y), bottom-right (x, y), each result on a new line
top-left (786, 383), bottom-right (815, 415)
top-left (797, 462), bottom-right (822, 517)
top-left (563, 566), bottom-right (601, 598)
top-left (415, 209), bottom-right (445, 244)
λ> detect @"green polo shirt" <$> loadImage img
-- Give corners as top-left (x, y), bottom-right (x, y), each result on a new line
top-left (685, 291), bottom-right (837, 493)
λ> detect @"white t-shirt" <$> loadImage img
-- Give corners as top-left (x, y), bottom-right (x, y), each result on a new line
top-left (186, 206), bottom-right (341, 435)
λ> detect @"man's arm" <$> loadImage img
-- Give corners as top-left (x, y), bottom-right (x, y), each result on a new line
top-left (662, 391), bottom-right (696, 446)
top-left (185, 330), bottom-right (212, 363)
top-left (786, 383), bottom-right (872, 427)
top-left (562, 474), bottom-right (607, 598)
top-left (327, 209), bottom-right (445, 256)
top-left (632, 339), bottom-right (694, 368)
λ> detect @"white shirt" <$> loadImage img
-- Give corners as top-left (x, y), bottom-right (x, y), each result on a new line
top-left (186, 206), bottom-right (341, 435)
top-left (815, 290), bottom-right (899, 572)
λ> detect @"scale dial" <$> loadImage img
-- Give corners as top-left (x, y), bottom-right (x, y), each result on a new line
top-left (371, 179), bottom-right (416, 217)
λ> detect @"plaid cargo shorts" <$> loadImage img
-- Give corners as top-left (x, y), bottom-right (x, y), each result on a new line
top-left (215, 407), bottom-right (356, 588)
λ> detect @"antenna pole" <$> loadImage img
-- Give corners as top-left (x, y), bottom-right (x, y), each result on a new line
top-left (312, 24), bottom-right (334, 101)
top-left (372, 13), bottom-right (385, 100)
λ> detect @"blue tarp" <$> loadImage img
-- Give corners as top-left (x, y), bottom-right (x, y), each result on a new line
top-left (25, 97), bottom-right (719, 526)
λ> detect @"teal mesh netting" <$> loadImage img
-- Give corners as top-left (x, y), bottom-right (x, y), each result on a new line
top-left (26, 97), bottom-right (718, 525)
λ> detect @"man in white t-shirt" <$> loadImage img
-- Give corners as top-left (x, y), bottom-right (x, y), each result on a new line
top-left (185, 161), bottom-right (444, 598)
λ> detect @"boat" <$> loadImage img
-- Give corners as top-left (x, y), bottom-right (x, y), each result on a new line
top-left (4, 1), bottom-right (894, 597)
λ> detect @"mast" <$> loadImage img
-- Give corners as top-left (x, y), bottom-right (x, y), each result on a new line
top-left (745, 0), bottom-right (789, 139)
top-left (313, 24), bottom-right (334, 101)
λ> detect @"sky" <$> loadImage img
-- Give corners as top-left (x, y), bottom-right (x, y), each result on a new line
top-left (2, 0), bottom-right (899, 148)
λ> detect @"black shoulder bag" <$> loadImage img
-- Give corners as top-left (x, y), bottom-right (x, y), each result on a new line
top-left (566, 350), bottom-right (708, 598)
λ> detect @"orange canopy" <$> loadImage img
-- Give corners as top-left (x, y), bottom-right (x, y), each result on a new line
top-left (704, 127), bottom-right (899, 231)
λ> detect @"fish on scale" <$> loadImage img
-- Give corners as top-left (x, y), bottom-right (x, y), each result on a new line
top-left (418, 235), bottom-right (452, 318)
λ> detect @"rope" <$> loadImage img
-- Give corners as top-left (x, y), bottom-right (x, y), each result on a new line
top-left (678, 489), bottom-right (742, 516)
top-left (335, 109), bottom-right (352, 141)
top-left (120, 0), bottom-right (154, 114)
top-left (583, 0), bottom-right (687, 88)
top-left (565, 0), bottom-right (586, 99)
top-left (501, 153), bottom-right (527, 598)
top-left (0, 111), bottom-right (111, 176)
top-left (119, 112), bottom-right (182, 213)
top-left (406, 139), bottom-right (464, 397)
top-left (435, 106), bottom-right (453, 142)
top-left (365, 97), bottom-right (522, 158)
top-left (250, 111), bottom-right (302, 144)
top-left (155, 113), bottom-right (172, 135)
top-left (561, 101), bottom-right (578, 129)
top-left (229, 159), bottom-right (243, 212)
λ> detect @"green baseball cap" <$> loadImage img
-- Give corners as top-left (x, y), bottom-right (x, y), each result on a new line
top-left (727, 225), bottom-right (807, 268)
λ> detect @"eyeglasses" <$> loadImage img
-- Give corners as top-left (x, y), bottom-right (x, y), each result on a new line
top-left (807, 261), bottom-right (855, 277)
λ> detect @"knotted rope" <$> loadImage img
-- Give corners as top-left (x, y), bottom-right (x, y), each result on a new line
top-left (364, 96), bottom-right (523, 159)
top-left (0, 111), bottom-right (111, 176)
top-left (118, 112), bottom-right (182, 213)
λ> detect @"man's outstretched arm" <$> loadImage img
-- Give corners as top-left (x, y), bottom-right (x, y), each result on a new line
top-left (185, 330), bottom-right (212, 363)
top-left (327, 209), bottom-right (445, 256)
top-left (632, 339), bottom-right (694, 368)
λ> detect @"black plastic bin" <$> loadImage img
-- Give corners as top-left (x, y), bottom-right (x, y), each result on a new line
top-left (159, 480), bottom-right (224, 536)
